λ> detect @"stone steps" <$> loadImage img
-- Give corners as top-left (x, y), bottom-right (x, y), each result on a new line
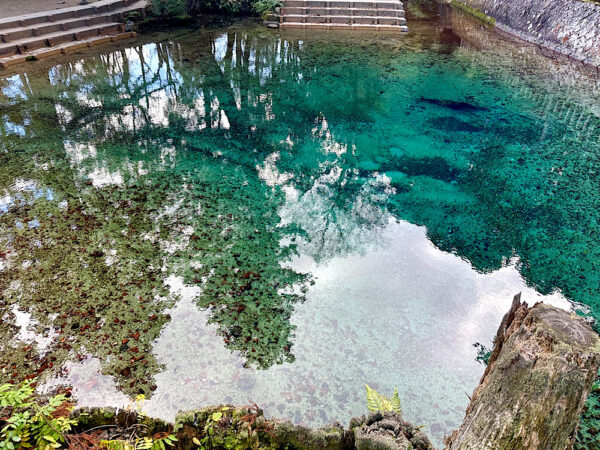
top-left (0, 32), bottom-right (137, 67)
top-left (280, 0), bottom-right (408, 31)
top-left (0, 0), bottom-right (144, 30)
top-left (279, 22), bottom-right (408, 30)
top-left (0, 6), bottom-right (143, 43)
top-left (283, 0), bottom-right (402, 8)
top-left (0, 0), bottom-right (145, 65)
top-left (0, 23), bottom-right (126, 56)
top-left (281, 7), bottom-right (405, 17)
top-left (282, 15), bottom-right (407, 25)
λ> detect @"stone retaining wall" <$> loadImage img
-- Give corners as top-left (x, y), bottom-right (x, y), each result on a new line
top-left (452, 0), bottom-right (600, 68)
top-left (71, 405), bottom-right (434, 449)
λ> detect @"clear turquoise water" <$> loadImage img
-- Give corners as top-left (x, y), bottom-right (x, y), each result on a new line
top-left (1, 7), bottom-right (599, 446)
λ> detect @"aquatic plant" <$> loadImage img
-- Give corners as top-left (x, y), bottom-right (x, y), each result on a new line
top-left (365, 384), bottom-right (402, 413)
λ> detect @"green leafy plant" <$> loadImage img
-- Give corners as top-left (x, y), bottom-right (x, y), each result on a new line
top-left (187, 0), bottom-right (256, 14)
top-left (183, 403), bottom-right (275, 449)
top-left (0, 379), bottom-right (77, 450)
top-left (473, 342), bottom-right (492, 365)
top-left (252, 0), bottom-right (281, 16)
top-left (99, 395), bottom-right (177, 450)
top-left (198, 407), bottom-right (229, 448)
top-left (365, 384), bottom-right (402, 413)
top-left (99, 434), bottom-right (177, 450)
top-left (576, 375), bottom-right (600, 449)
top-left (149, 0), bottom-right (187, 18)
top-left (216, 0), bottom-right (243, 12)
top-left (124, 11), bottom-right (143, 22)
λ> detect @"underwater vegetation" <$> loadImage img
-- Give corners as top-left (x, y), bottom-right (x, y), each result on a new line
top-left (0, 12), bottom-right (599, 444)
top-left (0, 43), bottom-right (312, 394)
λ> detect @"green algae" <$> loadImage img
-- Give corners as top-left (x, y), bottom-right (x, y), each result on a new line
top-left (450, 0), bottom-right (496, 27)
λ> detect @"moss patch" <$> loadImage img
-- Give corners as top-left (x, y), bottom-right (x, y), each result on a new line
top-left (450, 0), bottom-right (496, 27)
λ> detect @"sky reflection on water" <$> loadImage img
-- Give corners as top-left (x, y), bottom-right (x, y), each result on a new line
top-left (1, 6), bottom-right (599, 447)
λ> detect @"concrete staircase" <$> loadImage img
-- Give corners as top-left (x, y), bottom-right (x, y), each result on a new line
top-left (279, 0), bottom-right (407, 31)
top-left (0, 0), bottom-right (146, 68)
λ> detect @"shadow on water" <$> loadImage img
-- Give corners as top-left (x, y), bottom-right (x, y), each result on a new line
top-left (0, 7), bottom-right (599, 445)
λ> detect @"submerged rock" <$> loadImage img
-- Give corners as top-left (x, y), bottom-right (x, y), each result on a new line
top-left (352, 412), bottom-right (434, 450)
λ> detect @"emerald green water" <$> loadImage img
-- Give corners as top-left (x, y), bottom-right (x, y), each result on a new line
top-left (1, 6), bottom-right (599, 446)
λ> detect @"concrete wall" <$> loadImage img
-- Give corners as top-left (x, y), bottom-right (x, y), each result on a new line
top-left (454, 0), bottom-right (600, 68)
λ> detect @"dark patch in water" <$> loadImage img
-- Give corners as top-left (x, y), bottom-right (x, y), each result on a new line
top-left (427, 116), bottom-right (483, 132)
top-left (439, 27), bottom-right (462, 47)
top-left (382, 157), bottom-right (463, 184)
top-left (419, 97), bottom-right (487, 112)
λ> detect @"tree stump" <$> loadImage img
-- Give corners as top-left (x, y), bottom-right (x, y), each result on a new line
top-left (446, 293), bottom-right (600, 450)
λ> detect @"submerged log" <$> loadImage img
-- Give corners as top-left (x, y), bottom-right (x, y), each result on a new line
top-left (446, 293), bottom-right (600, 450)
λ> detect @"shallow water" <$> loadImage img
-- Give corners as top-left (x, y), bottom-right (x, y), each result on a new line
top-left (1, 4), bottom-right (599, 446)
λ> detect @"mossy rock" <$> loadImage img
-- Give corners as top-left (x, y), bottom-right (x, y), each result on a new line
top-left (71, 405), bottom-right (433, 449)
top-left (450, 0), bottom-right (495, 26)
top-left (175, 405), bottom-right (347, 449)
top-left (71, 406), bottom-right (119, 432)
top-left (353, 412), bottom-right (434, 450)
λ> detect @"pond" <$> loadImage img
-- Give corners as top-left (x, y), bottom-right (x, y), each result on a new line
top-left (1, 3), bottom-right (599, 446)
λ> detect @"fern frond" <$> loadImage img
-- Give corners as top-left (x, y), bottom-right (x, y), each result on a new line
top-left (136, 437), bottom-right (153, 449)
top-left (365, 384), bottom-right (402, 413)
top-left (390, 387), bottom-right (401, 413)
top-left (365, 384), bottom-right (382, 412)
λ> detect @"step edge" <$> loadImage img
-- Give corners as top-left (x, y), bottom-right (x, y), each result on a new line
top-left (0, 3), bottom-right (145, 36)
top-left (0, 22), bottom-right (124, 50)
top-left (0, 0), bottom-right (145, 29)
top-left (0, 31), bottom-right (137, 67)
